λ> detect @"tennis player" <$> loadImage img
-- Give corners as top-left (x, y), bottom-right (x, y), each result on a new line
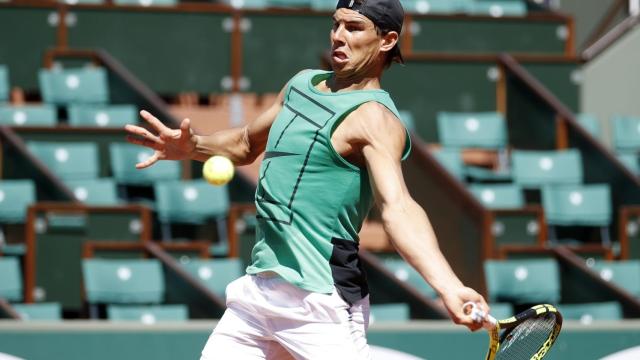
top-left (125, 0), bottom-right (489, 358)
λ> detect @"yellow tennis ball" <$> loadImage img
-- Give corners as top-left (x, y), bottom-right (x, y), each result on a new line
top-left (203, 155), bottom-right (234, 186)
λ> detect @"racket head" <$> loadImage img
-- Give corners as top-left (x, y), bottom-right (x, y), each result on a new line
top-left (488, 304), bottom-right (563, 360)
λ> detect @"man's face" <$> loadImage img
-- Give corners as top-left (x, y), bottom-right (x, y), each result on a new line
top-left (330, 8), bottom-right (385, 73)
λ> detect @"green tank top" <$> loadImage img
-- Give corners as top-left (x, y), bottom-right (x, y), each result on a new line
top-left (246, 69), bottom-right (411, 303)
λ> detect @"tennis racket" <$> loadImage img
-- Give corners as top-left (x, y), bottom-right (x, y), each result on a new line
top-left (463, 302), bottom-right (563, 360)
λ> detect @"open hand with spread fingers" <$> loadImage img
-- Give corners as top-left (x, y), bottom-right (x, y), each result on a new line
top-left (125, 110), bottom-right (197, 169)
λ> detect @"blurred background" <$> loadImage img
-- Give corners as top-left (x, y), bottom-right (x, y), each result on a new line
top-left (0, 0), bottom-right (639, 359)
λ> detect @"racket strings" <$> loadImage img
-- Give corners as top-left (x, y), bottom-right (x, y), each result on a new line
top-left (495, 314), bottom-right (557, 360)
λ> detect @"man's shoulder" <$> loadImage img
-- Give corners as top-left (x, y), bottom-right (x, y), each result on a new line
top-left (352, 101), bottom-right (401, 125)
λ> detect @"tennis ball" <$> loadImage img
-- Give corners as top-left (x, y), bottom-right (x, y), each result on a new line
top-left (203, 155), bottom-right (234, 186)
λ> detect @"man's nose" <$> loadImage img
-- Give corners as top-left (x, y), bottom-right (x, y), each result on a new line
top-left (331, 25), bottom-right (345, 44)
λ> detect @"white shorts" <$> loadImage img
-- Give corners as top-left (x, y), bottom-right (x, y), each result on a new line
top-left (200, 274), bottom-right (371, 360)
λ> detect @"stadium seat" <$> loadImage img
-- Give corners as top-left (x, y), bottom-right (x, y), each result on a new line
top-left (113, 0), bottom-right (177, 6)
top-left (559, 302), bottom-right (623, 323)
top-left (223, 0), bottom-right (268, 8)
top-left (431, 148), bottom-right (465, 181)
top-left (489, 302), bottom-right (514, 320)
top-left (107, 304), bottom-right (188, 323)
top-left (109, 143), bottom-right (181, 186)
top-left (266, 0), bottom-right (310, 8)
top-left (401, 0), bottom-right (470, 15)
top-left (612, 115), bottom-right (640, 153)
top-left (616, 153), bottom-right (639, 175)
top-left (469, 184), bottom-right (524, 209)
top-left (484, 259), bottom-right (560, 304)
top-left (369, 303), bottom-right (410, 323)
top-left (469, 0), bottom-right (527, 17)
top-left (437, 112), bottom-right (507, 149)
top-left (575, 113), bottom-right (602, 140)
top-left (309, 0), bottom-right (336, 11)
top-left (398, 110), bottom-right (416, 132)
top-left (0, 65), bottom-right (8, 103)
top-left (0, 105), bottom-right (57, 127)
top-left (380, 257), bottom-right (438, 299)
top-left (0, 180), bottom-right (35, 224)
top-left (12, 303), bottom-right (62, 321)
top-left (180, 258), bottom-right (244, 298)
top-left (0, 257), bottom-right (22, 302)
top-left (60, 0), bottom-right (104, 4)
top-left (541, 184), bottom-right (611, 245)
top-left (154, 180), bottom-right (230, 255)
top-left (82, 258), bottom-right (165, 304)
top-left (65, 178), bottom-right (120, 206)
top-left (512, 149), bottom-right (583, 188)
top-left (67, 104), bottom-right (137, 128)
top-left (587, 260), bottom-right (640, 297)
top-left (39, 67), bottom-right (109, 105)
top-left (27, 141), bottom-right (99, 181)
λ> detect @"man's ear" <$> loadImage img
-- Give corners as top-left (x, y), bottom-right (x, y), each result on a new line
top-left (380, 31), bottom-right (399, 53)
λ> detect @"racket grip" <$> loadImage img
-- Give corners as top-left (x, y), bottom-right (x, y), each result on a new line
top-left (463, 302), bottom-right (497, 329)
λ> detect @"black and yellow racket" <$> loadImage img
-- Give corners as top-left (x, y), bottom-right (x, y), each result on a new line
top-left (464, 302), bottom-right (563, 360)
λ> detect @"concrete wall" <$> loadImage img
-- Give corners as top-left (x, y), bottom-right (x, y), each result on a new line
top-left (581, 25), bottom-right (640, 147)
top-left (556, 0), bottom-right (622, 50)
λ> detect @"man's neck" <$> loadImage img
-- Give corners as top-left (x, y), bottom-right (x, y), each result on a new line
top-left (326, 73), bottom-right (381, 92)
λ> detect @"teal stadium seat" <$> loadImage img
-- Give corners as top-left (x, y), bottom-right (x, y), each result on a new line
top-left (310, 0), bottom-right (336, 11)
top-left (0, 65), bottom-right (8, 102)
top-left (484, 259), bottom-right (561, 304)
top-left (398, 110), bottom-right (415, 133)
top-left (12, 303), bottom-right (62, 321)
top-left (489, 302), bottom-right (514, 320)
top-left (39, 67), bottom-right (109, 105)
top-left (369, 303), bottom-right (410, 323)
top-left (65, 178), bottom-right (120, 206)
top-left (612, 115), bottom-right (640, 153)
top-left (266, 0), bottom-right (310, 8)
top-left (431, 148), bottom-right (465, 181)
top-left (512, 149), bottom-right (583, 188)
top-left (107, 304), bottom-right (188, 323)
top-left (113, 0), bottom-right (177, 6)
top-left (0, 257), bottom-right (22, 302)
top-left (68, 104), bottom-right (137, 128)
top-left (588, 260), bottom-right (640, 298)
top-left (109, 143), bottom-right (181, 185)
top-left (616, 152), bottom-right (639, 175)
top-left (437, 112), bottom-right (507, 149)
top-left (401, 0), bottom-right (471, 15)
top-left (469, 0), bottom-right (527, 17)
top-left (381, 257), bottom-right (438, 299)
top-left (82, 258), bottom-right (165, 304)
top-left (542, 184), bottom-right (611, 227)
top-left (0, 180), bottom-right (35, 224)
top-left (0, 105), bottom-right (56, 127)
top-left (224, 0), bottom-right (268, 8)
top-left (559, 302), bottom-right (623, 323)
top-left (60, 0), bottom-right (104, 4)
top-left (469, 184), bottom-right (524, 209)
top-left (181, 258), bottom-right (244, 298)
top-left (575, 113), bottom-right (602, 140)
top-left (27, 141), bottom-right (99, 181)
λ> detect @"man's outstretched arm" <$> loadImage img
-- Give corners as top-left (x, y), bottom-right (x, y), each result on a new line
top-left (357, 104), bottom-right (488, 330)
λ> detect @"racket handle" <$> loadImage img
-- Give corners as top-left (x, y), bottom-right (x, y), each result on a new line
top-left (462, 302), bottom-right (497, 329)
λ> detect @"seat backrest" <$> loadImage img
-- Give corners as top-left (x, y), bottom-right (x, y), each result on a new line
top-left (27, 141), bottom-right (99, 181)
top-left (39, 67), bottom-right (109, 105)
top-left (0, 105), bottom-right (57, 127)
top-left (402, 0), bottom-right (471, 15)
top-left (0, 65), bottom-right (8, 102)
top-left (512, 149), bottom-right (583, 188)
top-left (381, 258), bottom-right (437, 298)
top-left (181, 258), bottom-right (243, 298)
top-left (559, 302), bottom-right (623, 323)
top-left (0, 180), bottom-right (35, 224)
top-left (612, 115), bottom-right (640, 152)
top-left (398, 110), bottom-right (416, 132)
top-left (68, 104), bottom-right (137, 128)
top-left (575, 113), bottom-right (602, 140)
top-left (0, 257), bottom-right (22, 302)
top-left (109, 143), bottom-right (181, 185)
top-left (113, 0), bottom-right (177, 5)
top-left (484, 258), bottom-right (560, 304)
top-left (65, 178), bottom-right (120, 206)
top-left (616, 153), bottom-right (639, 176)
top-left (431, 148), bottom-right (465, 181)
top-left (437, 112), bottom-right (507, 149)
top-left (589, 260), bottom-right (640, 297)
top-left (12, 303), bottom-right (62, 321)
top-left (542, 184), bottom-right (611, 227)
top-left (82, 259), bottom-right (165, 304)
top-left (489, 302), bottom-right (514, 320)
top-left (154, 180), bottom-right (230, 224)
top-left (222, 0), bottom-right (267, 9)
top-left (107, 304), bottom-right (188, 323)
top-left (369, 303), bottom-right (410, 323)
top-left (469, 0), bottom-right (527, 17)
top-left (469, 184), bottom-right (524, 209)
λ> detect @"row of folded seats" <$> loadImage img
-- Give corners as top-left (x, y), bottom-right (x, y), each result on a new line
top-left (0, 65), bottom-right (137, 128)
top-left (376, 254), bottom-right (639, 324)
top-left (0, 255), bottom-right (244, 322)
top-left (44, 0), bottom-right (531, 17)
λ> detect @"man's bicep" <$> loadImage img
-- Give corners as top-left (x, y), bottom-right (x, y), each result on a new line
top-left (363, 143), bottom-right (408, 211)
